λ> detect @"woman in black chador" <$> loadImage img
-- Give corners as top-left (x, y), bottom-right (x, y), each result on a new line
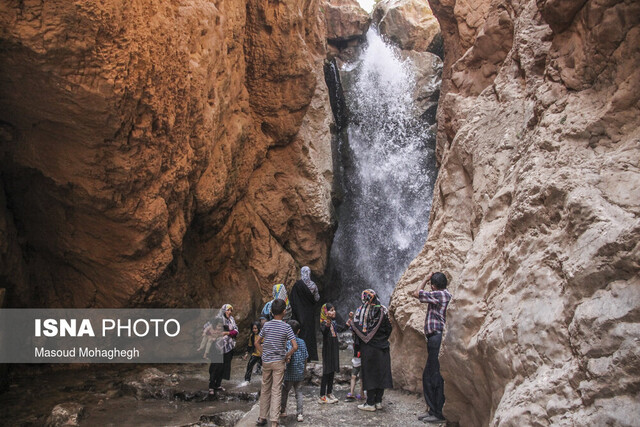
top-left (289, 266), bottom-right (320, 360)
top-left (351, 289), bottom-right (393, 411)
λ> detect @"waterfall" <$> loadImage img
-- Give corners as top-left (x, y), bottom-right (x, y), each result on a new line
top-left (327, 29), bottom-right (439, 314)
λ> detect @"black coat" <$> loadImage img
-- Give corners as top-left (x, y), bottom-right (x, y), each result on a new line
top-left (290, 280), bottom-right (319, 360)
top-left (321, 320), bottom-right (348, 374)
top-left (358, 313), bottom-right (393, 390)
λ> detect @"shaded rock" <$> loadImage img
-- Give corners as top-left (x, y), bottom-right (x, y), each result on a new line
top-left (399, 50), bottom-right (443, 122)
top-left (373, 0), bottom-right (441, 53)
top-left (390, 0), bottom-right (640, 427)
top-left (45, 402), bottom-right (84, 427)
top-left (194, 410), bottom-right (245, 427)
top-left (121, 368), bottom-right (181, 400)
top-left (305, 362), bottom-right (352, 386)
top-left (121, 367), bottom-right (258, 403)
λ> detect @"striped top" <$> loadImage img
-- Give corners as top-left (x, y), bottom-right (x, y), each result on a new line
top-left (284, 337), bottom-right (308, 382)
top-left (259, 319), bottom-right (296, 363)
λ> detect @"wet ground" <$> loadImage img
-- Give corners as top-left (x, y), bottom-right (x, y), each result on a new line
top-left (0, 359), bottom-right (259, 426)
top-left (0, 348), bottom-right (448, 426)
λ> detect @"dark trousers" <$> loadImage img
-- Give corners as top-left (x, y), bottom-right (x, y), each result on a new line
top-left (320, 372), bottom-right (335, 396)
top-left (423, 332), bottom-right (445, 419)
top-left (209, 351), bottom-right (232, 389)
top-left (366, 388), bottom-right (384, 405)
top-left (209, 362), bottom-right (224, 389)
top-left (244, 355), bottom-right (262, 381)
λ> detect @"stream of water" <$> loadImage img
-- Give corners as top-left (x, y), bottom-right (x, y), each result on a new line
top-left (327, 29), bottom-right (439, 313)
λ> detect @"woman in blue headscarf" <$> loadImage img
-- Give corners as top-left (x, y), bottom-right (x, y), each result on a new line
top-left (261, 283), bottom-right (292, 321)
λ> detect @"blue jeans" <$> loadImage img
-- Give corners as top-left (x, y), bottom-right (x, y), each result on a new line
top-left (281, 380), bottom-right (303, 415)
top-left (423, 332), bottom-right (445, 419)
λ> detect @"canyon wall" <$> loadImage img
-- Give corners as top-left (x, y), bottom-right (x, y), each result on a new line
top-left (0, 0), bottom-right (338, 325)
top-left (390, 0), bottom-right (640, 425)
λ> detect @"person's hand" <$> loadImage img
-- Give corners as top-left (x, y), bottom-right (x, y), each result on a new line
top-left (412, 290), bottom-right (420, 299)
top-left (242, 353), bottom-right (248, 361)
top-left (285, 355), bottom-right (292, 363)
top-left (348, 311), bottom-right (354, 319)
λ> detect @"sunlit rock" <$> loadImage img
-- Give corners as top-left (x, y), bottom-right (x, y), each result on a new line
top-left (0, 0), bottom-right (333, 329)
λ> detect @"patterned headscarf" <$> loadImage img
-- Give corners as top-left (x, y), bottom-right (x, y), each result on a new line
top-left (218, 303), bottom-right (237, 353)
top-left (301, 266), bottom-right (313, 287)
top-left (320, 303), bottom-right (336, 337)
top-left (272, 283), bottom-right (289, 306)
top-left (354, 289), bottom-right (382, 333)
top-left (300, 266), bottom-right (320, 302)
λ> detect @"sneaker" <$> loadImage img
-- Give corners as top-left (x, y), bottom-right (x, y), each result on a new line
top-left (318, 396), bottom-right (329, 404)
top-left (255, 418), bottom-right (267, 426)
top-left (357, 403), bottom-right (376, 412)
top-left (375, 403), bottom-right (383, 410)
top-left (345, 393), bottom-right (355, 401)
top-left (327, 394), bottom-right (339, 403)
top-left (421, 414), bottom-right (445, 423)
top-left (297, 414), bottom-right (304, 422)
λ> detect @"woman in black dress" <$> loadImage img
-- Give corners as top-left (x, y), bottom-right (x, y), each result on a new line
top-left (350, 289), bottom-right (393, 411)
top-left (289, 266), bottom-right (320, 360)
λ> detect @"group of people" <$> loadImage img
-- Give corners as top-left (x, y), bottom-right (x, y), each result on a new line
top-left (202, 266), bottom-right (452, 427)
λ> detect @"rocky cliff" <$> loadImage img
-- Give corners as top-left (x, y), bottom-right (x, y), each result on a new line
top-left (390, 0), bottom-right (640, 425)
top-left (0, 0), bottom-right (336, 324)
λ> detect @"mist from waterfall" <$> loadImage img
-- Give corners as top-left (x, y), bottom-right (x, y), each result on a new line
top-left (328, 29), bottom-right (438, 314)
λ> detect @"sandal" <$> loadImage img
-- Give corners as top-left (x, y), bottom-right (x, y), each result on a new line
top-left (345, 393), bottom-right (355, 401)
top-left (215, 386), bottom-right (225, 392)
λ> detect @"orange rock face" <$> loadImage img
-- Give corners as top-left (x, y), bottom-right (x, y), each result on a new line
top-left (390, 0), bottom-right (640, 425)
top-left (0, 0), bottom-right (334, 326)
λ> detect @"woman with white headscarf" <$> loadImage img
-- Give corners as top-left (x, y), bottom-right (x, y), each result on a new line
top-left (290, 266), bottom-right (320, 360)
top-left (208, 303), bottom-right (238, 394)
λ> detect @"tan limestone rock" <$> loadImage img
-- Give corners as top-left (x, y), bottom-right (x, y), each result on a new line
top-left (324, 0), bottom-right (371, 44)
top-left (390, 0), bottom-right (640, 425)
top-left (373, 0), bottom-right (441, 52)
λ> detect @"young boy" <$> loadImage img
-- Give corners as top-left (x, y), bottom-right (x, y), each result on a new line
top-left (255, 299), bottom-right (297, 427)
top-left (280, 320), bottom-right (308, 422)
top-left (345, 337), bottom-right (364, 401)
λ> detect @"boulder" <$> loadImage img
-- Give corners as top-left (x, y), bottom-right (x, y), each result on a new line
top-left (373, 0), bottom-right (441, 53)
top-left (45, 402), bottom-right (84, 427)
top-left (324, 0), bottom-right (371, 44)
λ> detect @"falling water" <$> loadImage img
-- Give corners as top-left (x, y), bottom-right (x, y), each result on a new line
top-left (327, 29), bottom-right (439, 313)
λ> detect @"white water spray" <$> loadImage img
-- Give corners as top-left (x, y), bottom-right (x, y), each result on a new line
top-left (328, 29), bottom-right (439, 311)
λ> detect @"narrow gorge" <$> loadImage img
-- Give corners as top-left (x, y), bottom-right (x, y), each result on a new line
top-left (0, 0), bottom-right (638, 426)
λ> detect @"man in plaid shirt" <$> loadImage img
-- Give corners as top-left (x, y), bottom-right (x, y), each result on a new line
top-left (412, 272), bottom-right (452, 424)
